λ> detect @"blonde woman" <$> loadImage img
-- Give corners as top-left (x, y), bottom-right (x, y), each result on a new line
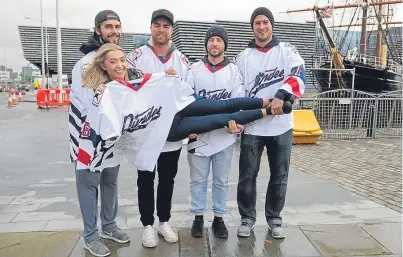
top-left (79, 43), bottom-right (293, 248)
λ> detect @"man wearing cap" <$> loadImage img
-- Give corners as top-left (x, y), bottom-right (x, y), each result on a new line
top-left (185, 25), bottom-right (244, 239)
top-left (126, 9), bottom-right (190, 248)
top-left (69, 10), bottom-right (130, 257)
top-left (232, 7), bottom-right (305, 239)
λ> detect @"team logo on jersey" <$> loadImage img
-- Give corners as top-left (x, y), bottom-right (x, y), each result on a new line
top-left (92, 91), bottom-right (103, 107)
top-left (102, 136), bottom-right (118, 149)
top-left (248, 67), bottom-right (284, 97)
top-left (122, 106), bottom-right (162, 133)
top-left (180, 54), bottom-right (190, 67)
top-left (127, 49), bottom-right (142, 68)
top-left (198, 89), bottom-right (231, 100)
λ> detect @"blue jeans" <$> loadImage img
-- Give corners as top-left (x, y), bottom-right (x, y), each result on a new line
top-left (188, 145), bottom-right (233, 216)
top-left (167, 97), bottom-right (264, 142)
top-left (75, 164), bottom-right (120, 243)
top-left (237, 129), bottom-right (293, 226)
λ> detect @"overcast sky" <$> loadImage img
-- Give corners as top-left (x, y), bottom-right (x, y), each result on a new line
top-left (1, 0), bottom-right (401, 73)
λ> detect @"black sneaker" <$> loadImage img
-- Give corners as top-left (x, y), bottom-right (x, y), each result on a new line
top-left (191, 216), bottom-right (204, 237)
top-left (212, 217), bottom-right (228, 238)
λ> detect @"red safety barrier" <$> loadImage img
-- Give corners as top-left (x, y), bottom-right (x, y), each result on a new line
top-left (36, 89), bottom-right (70, 108)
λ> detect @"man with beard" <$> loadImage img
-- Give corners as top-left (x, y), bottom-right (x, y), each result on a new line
top-left (185, 25), bottom-right (244, 238)
top-left (69, 10), bottom-right (130, 257)
top-left (126, 9), bottom-right (190, 248)
top-left (232, 7), bottom-right (305, 239)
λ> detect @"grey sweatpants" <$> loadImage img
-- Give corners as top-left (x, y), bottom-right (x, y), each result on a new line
top-left (75, 164), bottom-right (120, 243)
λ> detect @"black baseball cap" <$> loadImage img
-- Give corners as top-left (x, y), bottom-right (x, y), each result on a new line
top-left (151, 9), bottom-right (174, 26)
top-left (95, 10), bottom-right (121, 28)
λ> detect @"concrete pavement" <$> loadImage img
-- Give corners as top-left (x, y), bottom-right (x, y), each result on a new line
top-left (0, 92), bottom-right (401, 256)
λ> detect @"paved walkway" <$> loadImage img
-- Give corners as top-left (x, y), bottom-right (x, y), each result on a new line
top-left (0, 93), bottom-right (401, 256)
top-left (291, 139), bottom-right (402, 212)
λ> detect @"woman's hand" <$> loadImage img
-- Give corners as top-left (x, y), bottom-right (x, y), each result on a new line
top-left (165, 67), bottom-right (177, 75)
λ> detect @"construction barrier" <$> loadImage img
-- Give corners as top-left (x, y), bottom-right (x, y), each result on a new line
top-left (292, 110), bottom-right (323, 144)
top-left (36, 89), bottom-right (70, 108)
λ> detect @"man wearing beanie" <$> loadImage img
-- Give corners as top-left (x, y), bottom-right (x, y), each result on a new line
top-left (69, 10), bottom-right (130, 257)
top-left (233, 7), bottom-right (305, 239)
top-left (126, 9), bottom-right (190, 248)
top-left (185, 25), bottom-right (243, 238)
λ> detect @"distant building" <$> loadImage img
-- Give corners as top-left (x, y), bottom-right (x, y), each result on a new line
top-left (22, 66), bottom-right (33, 78)
top-left (18, 26), bottom-right (150, 83)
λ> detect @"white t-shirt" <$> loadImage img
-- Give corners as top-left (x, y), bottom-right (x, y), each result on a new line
top-left (186, 57), bottom-right (244, 157)
top-left (76, 73), bottom-right (195, 172)
top-left (233, 38), bottom-right (306, 136)
top-left (126, 42), bottom-right (190, 152)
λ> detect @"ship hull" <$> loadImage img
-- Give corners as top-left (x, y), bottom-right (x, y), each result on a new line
top-left (312, 60), bottom-right (402, 93)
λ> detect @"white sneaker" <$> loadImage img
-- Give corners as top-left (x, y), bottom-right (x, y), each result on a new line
top-left (142, 225), bottom-right (157, 248)
top-left (157, 223), bottom-right (178, 243)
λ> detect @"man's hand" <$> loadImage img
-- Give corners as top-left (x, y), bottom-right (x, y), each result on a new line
top-left (165, 67), bottom-right (177, 75)
top-left (225, 120), bottom-right (244, 134)
top-left (188, 133), bottom-right (197, 139)
top-left (268, 98), bottom-right (284, 115)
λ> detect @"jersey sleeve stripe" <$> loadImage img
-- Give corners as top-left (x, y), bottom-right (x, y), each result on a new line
top-left (283, 77), bottom-right (303, 98)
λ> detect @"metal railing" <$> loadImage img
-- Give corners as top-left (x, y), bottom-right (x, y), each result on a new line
top-left (294, 89), bottom-right (402, 139)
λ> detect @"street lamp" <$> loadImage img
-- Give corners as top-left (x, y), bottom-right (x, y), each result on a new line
top-left (56, 0), bottom-right (63, 93)
top-left (24, 15), bottom-right (50, 89)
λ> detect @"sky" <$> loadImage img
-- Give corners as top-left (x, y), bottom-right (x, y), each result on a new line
top-left (1, 0), bottom-right (402, 73)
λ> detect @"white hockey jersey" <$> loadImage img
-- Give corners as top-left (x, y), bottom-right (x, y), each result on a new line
top-left (68, 50), bottom-right (96, 162)
top-left (233, 36), bottom-right (305, 136)
top-left (126, 40), bottom-right (190, 152)
top-left (76, 73), bottom-right (196, 172)
top-left (186, 57), bottom-right (244, 157)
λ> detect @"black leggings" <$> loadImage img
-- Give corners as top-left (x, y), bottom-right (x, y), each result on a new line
top-left (167, 97), bottom-right (264, 142)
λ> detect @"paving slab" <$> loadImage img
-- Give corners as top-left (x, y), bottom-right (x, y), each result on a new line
top-left (69, 229), bottom-right (179, 257)
top-left (0, 231), bottom-right (80, 257)
top-left (12, 211), bottom-right (77, 222)
top-left (208, 226), bottom-right (321, 257)
top-left (0, 213), bottom-right (17, 223)
top-left (301, 224), bottom-right (391, 256)
top-left (0, 220), bottom-right (48, 233)
top-left (0, 203), bottom-right (41, 214)
top-left (178, 227), bottom-right (209, 257)
top-left (340, 207), bottom-right (402, 221)
top-left (361, 223), bottom-right (402, 254)
top-left (0, 196), bottom-right (15, 205)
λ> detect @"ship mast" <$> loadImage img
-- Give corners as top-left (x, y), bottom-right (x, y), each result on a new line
top-left (286, 0), bottom-right (402, 66)
top-left (360, 0), bottom-right (370, 56)
top-left (375, 0), bottom-right (383, 65)
top-left (314, 6), bottom-right (345, 69)
top-left (286, 0), bottom-right (402, 13)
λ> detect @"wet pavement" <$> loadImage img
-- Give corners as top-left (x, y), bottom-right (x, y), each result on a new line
top-left (0, 92), bottom-right (401, 256)
top-left (0, 224), bottom-right (401, 256)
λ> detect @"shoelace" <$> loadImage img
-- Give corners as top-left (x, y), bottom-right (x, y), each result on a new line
top-left (163, 224), bottom-right (176, 236)
top-left (90, 238), bottom-right (105, 247)
top-left (241, 221), bottom-right (252, 227)
top-left (215, 219), bottom-right (226, 229)
top-left (144, 227), bottom-right (155, 241)
top-left (111, 227), bottom-right (123, 234)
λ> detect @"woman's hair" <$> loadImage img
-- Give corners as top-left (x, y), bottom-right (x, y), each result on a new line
top-left (81, 43), bottom-right (128, 90)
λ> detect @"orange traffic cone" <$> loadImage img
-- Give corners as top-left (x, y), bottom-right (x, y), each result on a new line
top-left (7, 93), bottom-right (14, 107)
top-left (18, 91), bottom-right (23, 102)
top-left (12, 93), bottom-right (17, 105)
